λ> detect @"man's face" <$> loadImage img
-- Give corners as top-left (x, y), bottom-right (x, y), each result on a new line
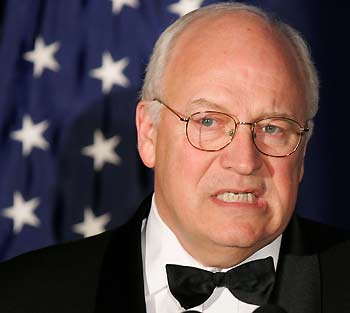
top-left (137, 13), bottom-right (309, 267)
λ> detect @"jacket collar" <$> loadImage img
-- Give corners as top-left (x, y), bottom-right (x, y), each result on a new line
top-left (270, 215), bottom-right (321, 313)
top-left (93, 196), bottom-right (151, 313)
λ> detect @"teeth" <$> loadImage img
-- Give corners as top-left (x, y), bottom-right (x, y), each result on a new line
top-left (216, 192), bottom-right (256, 203)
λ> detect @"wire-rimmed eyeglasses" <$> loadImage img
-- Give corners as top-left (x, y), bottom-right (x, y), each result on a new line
top-left (153, 98), bottom-right (309, 157)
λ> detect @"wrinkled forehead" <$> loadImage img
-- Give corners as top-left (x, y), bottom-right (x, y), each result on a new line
top-left (164, 11), bottom-right (305, 94)
top-left (169, 11), bottom-right (296, 60)
top-left (161, 11), bottom-right (307, 117)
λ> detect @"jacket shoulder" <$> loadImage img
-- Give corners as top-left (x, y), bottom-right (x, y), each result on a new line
top-left (296, 217), bottom-right (350, 312)
top-left (296, 215), bottom-right (350, 251)
top-left (0, 231), bottom-right (112, 313)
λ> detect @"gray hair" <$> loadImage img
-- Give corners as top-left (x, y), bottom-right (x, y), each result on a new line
top-left (141, 2), bottom-right (319, 132)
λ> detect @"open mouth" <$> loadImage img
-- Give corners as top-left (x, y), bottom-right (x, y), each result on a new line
top-left (216, 192), bottom-right (257, 203)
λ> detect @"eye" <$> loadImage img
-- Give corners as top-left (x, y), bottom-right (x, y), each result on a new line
top-left (200, 118), bottom-right (215, 127)
top-left (190, 112), bottom-right (232, 131)
top-left (263, 124), bottom-right (280, 134)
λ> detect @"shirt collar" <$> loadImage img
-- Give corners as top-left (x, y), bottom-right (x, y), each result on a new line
top-left (143, 195), bottom-right (282, 296)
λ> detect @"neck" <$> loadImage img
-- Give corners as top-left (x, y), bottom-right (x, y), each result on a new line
top-left (176, 233), bottom-right (268, 269)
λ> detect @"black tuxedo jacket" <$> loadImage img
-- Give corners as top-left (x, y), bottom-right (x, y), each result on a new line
top-left (1, 196), bottom-right (350, 313)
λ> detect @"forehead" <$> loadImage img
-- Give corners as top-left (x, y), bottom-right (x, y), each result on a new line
top-left (163, 12), bottom-right (307, 118)
top-left (167, 12), bottom-right (300, 75)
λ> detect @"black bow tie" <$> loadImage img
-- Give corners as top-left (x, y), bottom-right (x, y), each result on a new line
top-left (166, 256), bottom-right (275, 310)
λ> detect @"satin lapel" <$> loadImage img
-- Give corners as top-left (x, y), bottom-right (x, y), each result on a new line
top-left (93, 196), bottom-right (152, 313)
top-left (270, 215), bottom-right (321, 313)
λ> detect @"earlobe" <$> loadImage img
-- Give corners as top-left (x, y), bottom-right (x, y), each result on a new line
top-left (136, 101), bottom-right (156, 168)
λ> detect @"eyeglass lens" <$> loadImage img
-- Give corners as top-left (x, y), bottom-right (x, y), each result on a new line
top-left (186, 112), bottom-right (302, 157)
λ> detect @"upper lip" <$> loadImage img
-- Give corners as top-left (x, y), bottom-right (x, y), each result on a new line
top-left (213, 188), bottom-right (264, 198)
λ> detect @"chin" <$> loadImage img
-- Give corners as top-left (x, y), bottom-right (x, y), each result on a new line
top-left (212, 223), bottom-right (272, 249)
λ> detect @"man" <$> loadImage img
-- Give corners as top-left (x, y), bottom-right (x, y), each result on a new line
top-left (0, 3), bottom-right (349, 313)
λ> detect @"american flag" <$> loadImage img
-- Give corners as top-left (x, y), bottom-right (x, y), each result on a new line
top-left (0, 0), bottom-right (348, 261)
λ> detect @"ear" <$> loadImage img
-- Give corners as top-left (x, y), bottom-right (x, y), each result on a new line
top-left (136, 100), bottom-right (157, 168)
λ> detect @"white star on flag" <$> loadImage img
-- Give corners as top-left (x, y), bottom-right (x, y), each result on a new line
top-left (1, 191), bottom-right (41, 234)
top-left (72, 208), bottom-right (111, 238)
top-left (90, 51), bottom-right (129, 94)
top-left (81, 129), bottom-right (122, 170)
top-left (23, 36), bottom-right (60, 78)
top-left (168, 0), bottom-right (204, 16)
top-left (110, 0), bottom-right (139, 14)
top-left (10, 115), bottom-right (49, 156)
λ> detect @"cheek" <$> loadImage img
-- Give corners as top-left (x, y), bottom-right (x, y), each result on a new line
top-left (154, 126), bottom-right (216, 235)
top-left (155, 121), bottom-right (206, 196)
top-left (265, 155), bottom-right (304, 224)
top-left (277, 159), bottom-right (301, 187)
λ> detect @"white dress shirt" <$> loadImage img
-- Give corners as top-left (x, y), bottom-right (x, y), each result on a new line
top-left (141, 196), bottom-right (281, 313)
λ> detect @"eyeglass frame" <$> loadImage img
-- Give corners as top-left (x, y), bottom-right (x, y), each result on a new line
top-left (153, 98), bottom-right (310, 158)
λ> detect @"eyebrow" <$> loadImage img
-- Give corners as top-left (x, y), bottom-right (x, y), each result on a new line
top-left (187, 98), bottom-right (298, 120)
top-left (187, 98), bottom-right (227, 112)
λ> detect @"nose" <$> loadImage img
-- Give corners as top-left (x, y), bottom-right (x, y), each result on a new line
top-left (219, 123), bottom-right (263, 175)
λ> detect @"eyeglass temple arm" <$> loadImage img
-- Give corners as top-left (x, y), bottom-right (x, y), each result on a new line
top-left (301, 119), bottom-right (312, 133)
top-left (153, 98), bottom-right (189, 122)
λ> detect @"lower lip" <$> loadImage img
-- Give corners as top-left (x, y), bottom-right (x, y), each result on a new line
top-left (210, 195), bottom-right (267, 210)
